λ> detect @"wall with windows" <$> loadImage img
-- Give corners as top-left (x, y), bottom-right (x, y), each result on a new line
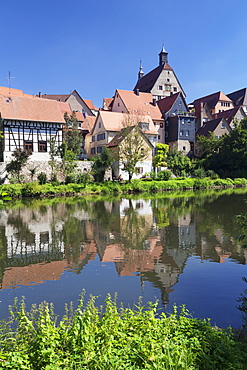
top-left (151, 69), bottom-right (185, 100)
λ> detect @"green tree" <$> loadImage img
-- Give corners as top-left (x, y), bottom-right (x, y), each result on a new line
top-left (48, 137), bottom-right (59, 182)
top-left (166, 149), bottom-right (193, 177)
top-left (196, 131), bottom-right (222, 158)
top-left (6, 148), bottom-right (31, 183)
top-left (153, 143), bottom-right (169, 167)
top-left (92, 147), bottom-right (113, 182)
top-left (63, 112), bottom-right (82, 157)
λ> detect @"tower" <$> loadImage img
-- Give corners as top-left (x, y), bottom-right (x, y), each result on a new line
top-left (159, 45), bottom-right (168, 66)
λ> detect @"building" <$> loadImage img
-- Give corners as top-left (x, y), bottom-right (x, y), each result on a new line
top-left (157, 92), bottom-right (195, 155)
top-left (133, 47), bottom-right (186, 100)
top-left (0, 88), bottom-right (64, 162)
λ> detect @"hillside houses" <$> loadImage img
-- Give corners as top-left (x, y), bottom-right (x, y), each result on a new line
top-left (0, 47), bottom-right (246, 181)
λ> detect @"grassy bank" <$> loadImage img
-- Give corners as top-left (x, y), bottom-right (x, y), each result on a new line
top-left (1, 177), bottom-right (247, 199)
top-left (0, 294), bottom-right (246, 369)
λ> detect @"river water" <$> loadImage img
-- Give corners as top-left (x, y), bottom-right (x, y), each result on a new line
top-left (0, 189), bottom-right (246, 328)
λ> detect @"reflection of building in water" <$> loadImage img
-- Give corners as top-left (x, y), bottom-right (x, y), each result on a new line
top-left (178, 214), bottom-right (196, 248)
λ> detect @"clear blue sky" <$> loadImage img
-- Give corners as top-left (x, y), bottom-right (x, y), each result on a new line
top-left (2, 0), bottom-right (247, 108)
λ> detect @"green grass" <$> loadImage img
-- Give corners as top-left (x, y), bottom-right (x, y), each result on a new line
top-left (0, 294), bottom-right (246, 369)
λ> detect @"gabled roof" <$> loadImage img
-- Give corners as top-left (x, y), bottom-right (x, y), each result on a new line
top-left (57, 101), bottom-right (95, 131)
top-left (157, 92), bottom-right (187, 115)
top-left (106, 125), bottom-right (153, 149)
top-left (193, 91), bottom-right (232, 109)
top-left (196, 118), bottom-right (228, 137)
top-left (91, 111), bottom-right (158, 136)
top-left (102, 97), bottom-right (114, 110)
top-left (41, 94), bottom-right (70, 102)
top-left (227, 88), bottom-right (247, 106)
top-left (0, 94), bottom-right (65, 123)
top-left (83, 99), bottom-right (98, 111)
top-left (134, 63), bottom-right (173, 92)
top-left (0, 86), bottom-right (33, 98)
top-left (114, 89), bottom-right (162, 121)
top-left (212, 106), bottom-right (246, 124)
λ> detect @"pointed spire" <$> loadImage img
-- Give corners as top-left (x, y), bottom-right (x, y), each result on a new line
top-left (138, 59), bottom-right (144, 81)
top-left (159, 44), bottom-right (168, 66)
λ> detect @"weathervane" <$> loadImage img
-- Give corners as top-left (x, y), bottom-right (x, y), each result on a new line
top-left (6, 71), bottom-right (15, 94)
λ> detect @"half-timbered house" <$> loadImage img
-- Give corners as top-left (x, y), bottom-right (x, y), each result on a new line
top-left (0, 90), bottom-right (64, 162)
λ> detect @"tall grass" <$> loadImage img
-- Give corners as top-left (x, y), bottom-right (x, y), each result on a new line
top-left (0, 293), bottom-right (246, 369)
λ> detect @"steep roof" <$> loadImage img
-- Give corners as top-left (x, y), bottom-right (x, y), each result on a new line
top-left (93, 111), bottom-right (158, 135)
top-left (196, 118), bottom-right (226, 137)
top-left (114, 89), bottom-right (162, 121)
top-left (157, 92), bottom-right (184, 114)
top-left (106, 125), bottom-right (153, 149)
top-left (227, 88), bottom-right (247, 106)
top-left (193, 91), bottom-right (232, 109)
top-left (0, 86), bottom-right (33, 98)
top-left (0, 94), bottom-right (65, 123)
top-left (84, 99), bottom-right (98, 111)
top-left (102, 97), bottom-right (114, 110)
top-left (212, 106), bottom-right (246, 124)
top-left (134, 63), bottom-right (173, 92)
top-left (57, 101), bottom-right (95, 131)
top-left (41, 94), bottom-right (70, 102)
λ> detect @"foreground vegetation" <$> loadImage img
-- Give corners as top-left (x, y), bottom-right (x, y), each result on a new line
top-left (0, 294), bottom-right (246, 369)
top-left (1, 176), bottom-right (247, 199)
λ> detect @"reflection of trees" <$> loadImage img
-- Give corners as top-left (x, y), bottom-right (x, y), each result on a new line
top-left (0, 226), bottom-right (7, 288)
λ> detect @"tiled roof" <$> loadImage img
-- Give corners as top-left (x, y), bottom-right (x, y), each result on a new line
top-left (134, 63), bottom-right (173, 92)
top-left (227, 88), bottom-right (247, 106)
top-left (193, 91), bottom-right (232, 109)
top-left (0, 94), bottom-right (65, 123)
top-left (115, 89), bottom-right (162, 121)
top-left (196, 118), bottom-right (224, 136)
top-left (84, 99), bottom-right (98, 111)
top-left (157, 92), bottom-right (180, 113)
top-left (0, 86), bottom-right (33, 97)
top-left (102, 97), bottom-right (114, 110)
top-left (57, 102), bottom-right (96, 131)
top-left (106, 125), bottom-right (153, 149)
top-left (41, 94), bottom-right (70, 102)
top-left (212, 106), bottom-right (244, 123)
top-left (97, 111), bottom-right (158, 134)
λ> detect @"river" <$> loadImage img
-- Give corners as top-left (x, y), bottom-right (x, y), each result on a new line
top-left (0, 188), bottom-right (246, 328)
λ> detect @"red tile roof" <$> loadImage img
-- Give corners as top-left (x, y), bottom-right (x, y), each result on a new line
top-left (192, 91), bottom-right (232, 109)
top-left (84, 99), bottom-right (98, 111)
top-left (157, 92), bottom-right (180, 113)
top-left (41, 94), bottom-right (70, 102)
top-left (0, 94), bottom-right (65, 123)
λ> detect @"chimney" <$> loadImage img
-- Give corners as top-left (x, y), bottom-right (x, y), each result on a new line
top-left (38, 92), bottom-right (42, 98)
top-left (135, 89), bottom-right (140, 96)
top-left (153, 98), bottom-right (157, 106)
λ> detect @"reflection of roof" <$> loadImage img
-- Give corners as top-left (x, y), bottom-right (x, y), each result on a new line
top-left (0, 94), bottom-right (65, 123)
top-left (115, 89), bottom-right (162, 121)
top-left (134, 63), bottom-right (173, 92)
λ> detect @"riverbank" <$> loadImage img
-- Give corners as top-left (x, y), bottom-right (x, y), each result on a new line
top-left (1, 177), bottom-right (247, 198)
top-left (0, 295), bottom-right (246, 369)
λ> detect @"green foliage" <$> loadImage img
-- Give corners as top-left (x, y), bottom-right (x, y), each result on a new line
top-left (237, 277), bottom-right (247, 329)
top-left (153, 143), bottom-right (169, 167)
top-left (6, 148), bottom-right (31, 183)
top-left (156, 169), bottom-right (172, 181)
top-left (196, 131), bottom-right (222, 158)
top-left (37, 172), bottom-right (47, 185)
top-left (92, 147), bottom-right (113, 182)
top-left (166, 149), bottom-right (193, 177)
top-left (63, 111), bottom-right (82, 157)
top-left (0, 295), bottom-right (246, 369)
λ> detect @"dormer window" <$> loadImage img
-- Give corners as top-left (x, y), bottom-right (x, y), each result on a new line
top-left (139, 122), bottom-right (149, 131)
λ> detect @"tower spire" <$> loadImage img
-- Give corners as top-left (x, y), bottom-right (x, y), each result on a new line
top-left (159, 44), bottom-right (168, 66)
top-left (138, 59), bottom-right (144, 81)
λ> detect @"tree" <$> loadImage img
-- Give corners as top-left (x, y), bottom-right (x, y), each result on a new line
top-left (118, 125), bottom-right (150, 182)
top-left (63, 112), bottom-right (82, 157)
top-left (166, 149), bottom-right (193, 177)
top-left (153, 143), bottom-right (169, 167)
top-left (196, 131), bottom-right (222, 158)
top-left (48, 137), bottom-right (59, 182)
top-left (92, 147), bottom-right (113, 182)
top-left (6, 148), bottom-right (31, 183)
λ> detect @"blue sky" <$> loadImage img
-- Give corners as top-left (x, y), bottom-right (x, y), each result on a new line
top-left (2, 0), bottom-right (247, 108)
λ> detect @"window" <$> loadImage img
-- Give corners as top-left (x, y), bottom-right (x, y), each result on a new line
top-left (24, 140), bottom-right (33, 152)
top-left (160, 122), bottom-right (163, 128)
top-left (97, 133), bottom-right (105, 141)
top-left (139, 122), bottom-right (149, 131)
top-left (173, 87), bottom-right (177, 92)
top-left (183, 146), bottom-right (186, 151)
top-left (97, 146), bottom-right (103, 153)
top-left (38, 141), bottom-right (47, 152)
top-left (99, 122), bottom-right (101, 128)
top-left (158, 85), bottom-right (163, 90)
top-left (137, 167), bottom-right (143, 174)
top-left (92, 136), bottom-right (95, 142)
top-left (221, 121), bottom-right (226, 128)
top-left (167, 78), bottom-right (170, 82)
top-left (181, 119), bottom-right (185, 124)
top-left (165, 132), bottom-right (168, 137)
top-left (180, 131), bottom-right (183, 136)
top-left (185, 131), bottom-right (189, 136)
top-left (153, 136), bottom-right (157, 142)
top-left (91, 147), bottom-right (96, 154)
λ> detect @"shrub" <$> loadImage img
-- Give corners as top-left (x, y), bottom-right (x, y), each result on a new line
top-left (37, 172), bottom-right (47, 185)
top-left (156, 169), bottom-right (172, 181)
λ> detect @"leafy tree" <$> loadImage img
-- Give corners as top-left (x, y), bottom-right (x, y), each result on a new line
top-left (92, 147), bottom-right (113, 182)
top-left (59, 145), bottom-right (78, 183)
top-left (63, 112), bottom-right (82, 157)
top-left (153, 143), bottom-right (169, 167)
top-left (118, 125), bottom-right (149, 182)
top-left (196, 131), bottom-right (222, 158)
top-left (6, 148), bottom-right (31, 183)
top-left (166, 149), bottom-right (193, 177)
top-left (48, 137), bottom-right (59, 182)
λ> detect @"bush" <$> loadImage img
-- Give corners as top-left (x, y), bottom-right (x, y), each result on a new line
top-left (37, 172), bottom-right (47, 185)
top-left (156, 170), bottom-right (172, 181)
top-left (0, 295), bottom-right (246, 369)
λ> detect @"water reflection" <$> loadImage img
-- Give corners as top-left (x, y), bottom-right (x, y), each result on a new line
top-left (0, 189), bottom-right (246, 326)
